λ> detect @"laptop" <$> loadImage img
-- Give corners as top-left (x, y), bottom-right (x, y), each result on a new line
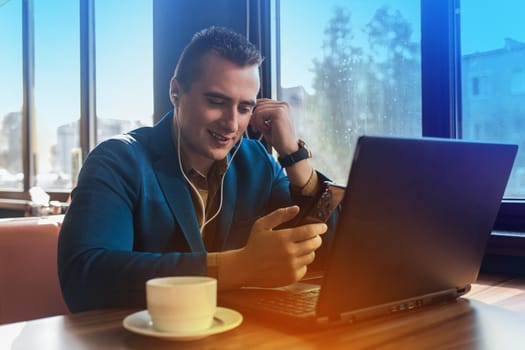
top-left (219, 136), bottom-right (518, 328)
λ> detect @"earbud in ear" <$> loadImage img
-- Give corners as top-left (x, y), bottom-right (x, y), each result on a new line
top-left (172, 93), bottom-right (179, 100)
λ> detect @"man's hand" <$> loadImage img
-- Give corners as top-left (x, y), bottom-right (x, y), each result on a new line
top-left (250, 98), bottom-right (299, 156)
top-left (218, 206), bottom-right (327, 289)
top-left (250, 98), bottom-right (314, 189)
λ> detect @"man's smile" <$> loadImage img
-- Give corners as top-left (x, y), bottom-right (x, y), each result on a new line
top-left (209, 130), bottom-right (233, 143)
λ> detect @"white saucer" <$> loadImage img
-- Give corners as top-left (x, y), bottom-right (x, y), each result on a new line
top-left (122, 307), bottom-right (243, 341)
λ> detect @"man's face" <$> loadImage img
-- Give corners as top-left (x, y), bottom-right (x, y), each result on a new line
top-left (172, 54), bottom-right (260, 174)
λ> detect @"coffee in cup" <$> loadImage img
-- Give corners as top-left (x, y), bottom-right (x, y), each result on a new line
top-left (146, 276), bottom-right (217, 332)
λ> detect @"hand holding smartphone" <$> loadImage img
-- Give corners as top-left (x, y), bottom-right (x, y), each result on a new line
top-left (278, 181), bottom-right (345, 229)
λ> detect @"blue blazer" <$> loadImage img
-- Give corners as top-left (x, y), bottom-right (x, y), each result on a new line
top-left (58, 112), bottom-right (334, 312)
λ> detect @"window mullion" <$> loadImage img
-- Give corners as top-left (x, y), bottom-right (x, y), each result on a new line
top-left (421, 0), bottom-right (460, 138)
top-left (80, 0), bottom-right (97, 160)
top-left (22, 0), bottom-right (35, 192)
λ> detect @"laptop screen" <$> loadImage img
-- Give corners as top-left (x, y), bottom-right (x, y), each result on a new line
top-left (317, 136), bottom-right (517, 318)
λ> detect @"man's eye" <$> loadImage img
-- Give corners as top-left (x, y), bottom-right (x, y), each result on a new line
top-left (239, 105), bottom-right (255, 114)
top-left (208, 98), bottom-right (224, 105)
top-left (239, 107), bottom-right (254, 114)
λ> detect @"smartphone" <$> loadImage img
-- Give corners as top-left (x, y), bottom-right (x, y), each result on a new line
top-left (278, 181), bottom-right (346, 229)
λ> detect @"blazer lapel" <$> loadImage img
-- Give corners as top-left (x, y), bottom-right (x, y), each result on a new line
top-left (153, 158), bottom-right (205, 252)
top-left (147, 112), bottom-right (205, 252)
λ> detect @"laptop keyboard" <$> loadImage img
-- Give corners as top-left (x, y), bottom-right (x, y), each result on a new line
top-left (251, 289), bottom-right (320, 317)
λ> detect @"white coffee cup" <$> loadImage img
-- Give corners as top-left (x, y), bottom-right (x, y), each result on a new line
top-left (146, 276), bottom-right (217, 333)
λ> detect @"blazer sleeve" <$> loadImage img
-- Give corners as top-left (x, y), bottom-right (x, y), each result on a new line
top-left (57, 136), bottom-right (206, 312)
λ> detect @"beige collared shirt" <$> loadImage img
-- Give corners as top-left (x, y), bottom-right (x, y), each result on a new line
top-left (185, 158), bottom-right (228, 249)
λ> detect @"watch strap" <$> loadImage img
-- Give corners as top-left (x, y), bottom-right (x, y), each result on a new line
top-left (278, 140), bottom-right (312, 167)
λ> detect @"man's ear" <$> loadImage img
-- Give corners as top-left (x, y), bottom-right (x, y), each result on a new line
top-left (169, 78), bottom-right (181, 107)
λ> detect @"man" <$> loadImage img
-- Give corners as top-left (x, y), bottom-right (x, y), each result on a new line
top-left (58, 26), bottom-right (336, 312)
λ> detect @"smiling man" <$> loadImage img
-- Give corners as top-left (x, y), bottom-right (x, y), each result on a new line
top-left (58, 26), bottom-right (336, 312)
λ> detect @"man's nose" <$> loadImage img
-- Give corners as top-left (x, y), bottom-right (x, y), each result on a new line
top-left (222, 107), bottom-right (240, 132)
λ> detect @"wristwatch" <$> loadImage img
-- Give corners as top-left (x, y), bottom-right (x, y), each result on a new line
top-left (278, 139), bottom-right (312, 167)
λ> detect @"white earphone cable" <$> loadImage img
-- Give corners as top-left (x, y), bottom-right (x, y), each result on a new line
top-left (175, 109), bottom-right (243, 232)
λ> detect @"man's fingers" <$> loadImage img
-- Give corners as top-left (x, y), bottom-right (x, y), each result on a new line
top-left (293, 234), bottom-right (323, 257)
top-left (289, 223), bottom-right (328, 243)
top-left (254, 206), bottom-right (300, 230)
top-left (294, 264), bottom-right (308, 281)
top-left (293, 251), bottom-right (316, 268)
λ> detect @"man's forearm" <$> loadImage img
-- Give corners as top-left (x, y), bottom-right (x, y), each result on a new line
top-left (284, 159), bottom-right (315, 190)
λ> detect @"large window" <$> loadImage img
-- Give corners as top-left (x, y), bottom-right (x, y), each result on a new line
top-left (0, 0), bottom-right (153, 196)
top-left (277, 0), bottom-right (421, 185)
top-left (460, 0), bottom-right (525, 199)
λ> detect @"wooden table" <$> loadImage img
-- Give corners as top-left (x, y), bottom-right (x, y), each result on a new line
top-left (1, 274), bottom-right (524, 349)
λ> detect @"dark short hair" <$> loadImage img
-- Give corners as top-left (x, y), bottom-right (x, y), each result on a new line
top-left (174, 26), bottom-right (263, 92)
